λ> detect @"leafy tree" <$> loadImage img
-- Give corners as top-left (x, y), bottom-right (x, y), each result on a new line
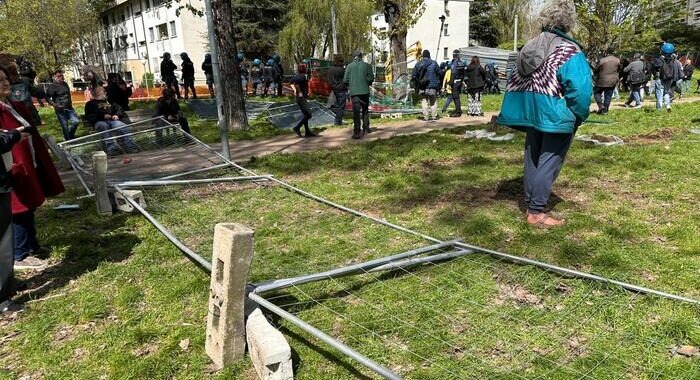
top-left (279, 0), bottom-right (374, 63)
top-left (374, 0), bottom-right (426, 79)
top-left (470, 1), bottom-right (500, 47)
top-left (660, 24), bottom-right (700, 52)
top-left (232, 0), bottom-right (289, 59)
top-left (491, 0), bottom-right (532, 45)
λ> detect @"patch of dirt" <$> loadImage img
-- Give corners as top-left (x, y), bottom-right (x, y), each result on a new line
top-left (590, 134), bottom-right (622, 143)
top-left (631, 128), bottom-right (683, 145)
top-left (133, 343), bottom-right (158, 357)
top-left (567, 336), bottom-right (588, 357)
top-left (53, 326), bottom-right (75, 344)
top-left (180, 181), bottom-right (264, 198)
top-left (673, 345), bottom-right (700, 358)
top-left (492, 283), bottom-right (544, 309)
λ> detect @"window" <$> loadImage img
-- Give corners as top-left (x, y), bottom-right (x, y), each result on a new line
top-left (444, 24), bottom-right (449, 36)
top-left (102, 15), bottom-right (109, 27)
top-left (120, 13), bottom-right (126, 23)
top-left (148, 27), bottom-right (155, 43)
top-left (157, 23), bottom-right (169, 40)
top-left (152, 0), bottom-right (166, 6)
top-left (144, 0), bottom-right (151, 10)
top-left (169, 21), bottom-right (177, 37)
top-left (119, 35), bottom-right (128, 48)
top-left (444, 47), bottom-right (449, 60)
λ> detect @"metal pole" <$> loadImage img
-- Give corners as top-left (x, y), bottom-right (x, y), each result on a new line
top-left (454, 242), bottom-right (700, 305)
top-left (117, 175), bottom-right (273, 188)
top-left (253, 240), bottom-right (462, 294)
top-left (113, 184), bottom-right (213, 273)
top-left (330, 2), bottom-right (338, 55)
top-left (203, 0), bottom-right (231, 160)
top-left (248, 293), bottom-right (403, 380)
top-left (367, 249), bottom-right (472, 273)
top-left (513, 15), bottom-right (518, 52)
top-left (436, 17), bottom-right (446, 59)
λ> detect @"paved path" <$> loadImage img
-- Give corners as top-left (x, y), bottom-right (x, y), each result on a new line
top-left (223, 112), bottom-right (498, 162)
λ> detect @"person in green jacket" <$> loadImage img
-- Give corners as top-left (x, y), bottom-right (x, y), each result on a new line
top-left (343, 50), bottom-right (374, 139)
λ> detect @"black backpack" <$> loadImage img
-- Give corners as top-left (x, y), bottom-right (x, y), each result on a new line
top-left (414, 61), bottom-right (430, 90)
top-left (660, 60), bottom-right (675, 81)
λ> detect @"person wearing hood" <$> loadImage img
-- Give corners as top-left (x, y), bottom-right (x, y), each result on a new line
top-left (273, 55), bottom-right (284, 97)
top-left (202, 53), bottom-right (215, 98)
top-left (160, 52), bottom-right (180, 99)
top-left (466, 56), bottom-right (487, 116)
top-left (496, 0), bottom-right (592, 228)
top-left (343, 50), bottom-right (374, 139)
top-left (327, 54), bottom-right (347, 126)
top-left (593, 49), bottom-right (620, 114)
top-left (623, 53), bottom-right (646, 108)
top-left (180, 52), bottom-right (197, 100)
top-left (106, 73), bottom-right (133, 111)
top-left (411, 49), bottom-right (441, 121)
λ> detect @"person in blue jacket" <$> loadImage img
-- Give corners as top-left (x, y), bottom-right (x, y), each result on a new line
top-left (496, 0), bottom-right (592, 228)
top-left (411, 50), bottom-right (441, 121)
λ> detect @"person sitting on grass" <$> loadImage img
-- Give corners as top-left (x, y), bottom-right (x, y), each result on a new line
top-left (84, 86), bottom-right (138, 155)
top-left (154, 88), bottom-right (191, 135)
top-left (496, 0), bottom-right (592, 228)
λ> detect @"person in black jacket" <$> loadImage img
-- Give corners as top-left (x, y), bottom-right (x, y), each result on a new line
top-left (106, 73), bottom-right (133, 111)
top-left (448, 50), bottom-right (466, 117)
top-left (154, 88), bottom-right (190, 135)
top-left (84, 86), bottom-right (138, 155)
top-left (262, 59), bottom-right (276, 97)
top-left (46, 71), bottom-right (80, 141)
top-left (160, 52), bottom-right (180, 99)
top-left (180, 52), bottom-right (197, 100)
top-left (290, 64), bottom-right (317, 138)
top-left (273, 54), bottom-right (284, 97)
top-left (327, 54), bottom-right (347, 125)
top-left (202, 53), bottom-right (214, 98)
top-left (11, 55), bottom-right (45, 125)
top-left (466, 56), bottom-right (487, 116)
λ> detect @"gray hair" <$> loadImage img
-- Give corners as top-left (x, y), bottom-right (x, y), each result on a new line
top-left (539, 0), bottom-right (577, 33)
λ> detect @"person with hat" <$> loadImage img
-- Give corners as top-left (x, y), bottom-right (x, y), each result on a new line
top-left (623, 53), bottom-right (645, 109)
top-left (658, 42), bottom-right (681, 112)
top-left (202, 53), bottom-right (215, 98)
top-left (180, 52), bottom-right (197, 100)
top-left (343, 50), bottom-right (374, 139)
top-left (263, 59), bottom-right (277, 97)
top-left (250, 59), bottom-right (263, 97)
top-left (411, 49), bottom-right (441, 121)
top-left (160, 52), bottom-right (180, 99)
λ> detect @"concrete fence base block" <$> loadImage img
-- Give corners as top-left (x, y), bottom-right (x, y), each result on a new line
top-left (246, 308), bottom-right (294, 380)
top-left (114, 190), bottom-right (146, 213)
top-left (91, 151), bottom-right (113, 216)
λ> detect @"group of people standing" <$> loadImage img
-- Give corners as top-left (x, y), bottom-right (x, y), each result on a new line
top-left (593, 43), bottom-right (694, 114)
top-left (239, 54), bottom-right (284, 98)
top-left (412, 49), bottom-right (489, 121)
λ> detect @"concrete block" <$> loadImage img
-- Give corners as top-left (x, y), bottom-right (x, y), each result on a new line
top-left (246, 308), bottom-right (294, 380)
top-left (91, 151), bottom-right (112, 216)
top-left (206, 223), bottom-right (255, 369)
top-left (113, 190), bottom-right (146, 213)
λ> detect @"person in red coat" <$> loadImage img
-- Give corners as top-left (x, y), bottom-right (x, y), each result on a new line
top-left (0, 63), bottom-right (64, 269)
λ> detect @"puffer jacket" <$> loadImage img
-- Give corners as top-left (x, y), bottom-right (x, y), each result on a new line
top-left (496, 29), bottom-right (592, 134)
top-left (412, 58), bottom-right (441, 90)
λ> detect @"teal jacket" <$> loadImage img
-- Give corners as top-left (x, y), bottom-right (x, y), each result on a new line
top-left (343, 59), bottom-right (374, 96)
top-left (497, 29), bottom-right (592, 134)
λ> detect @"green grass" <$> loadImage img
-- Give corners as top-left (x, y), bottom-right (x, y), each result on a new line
top-left (2, 98), bottom-right (699, 379)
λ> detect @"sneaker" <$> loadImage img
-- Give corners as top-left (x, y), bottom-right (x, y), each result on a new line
top-left (0, 300), bottom-right (24, 315)
top-left (14, 256), bottom-right (48, 271)
top-left (666, 105), bottom-right (672, 112)
top-left (633, 105), bottom-right (642, 109)
top-left (351, 134), bottom-right (361, 140)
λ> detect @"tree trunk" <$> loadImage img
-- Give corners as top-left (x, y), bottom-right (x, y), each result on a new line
top-left (211, 0), bottom-right (250, 131)
top-left (390, 31), bottom-right (407, 80)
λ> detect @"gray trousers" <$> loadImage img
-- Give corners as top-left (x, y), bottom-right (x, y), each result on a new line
top-left (524, 129), bottom-right (574, 214)
top-left (0, 192), bottom-right (13, 302)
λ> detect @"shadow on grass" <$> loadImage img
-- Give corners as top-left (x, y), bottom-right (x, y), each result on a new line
top-left (15, 210), bottom-right (139, 304)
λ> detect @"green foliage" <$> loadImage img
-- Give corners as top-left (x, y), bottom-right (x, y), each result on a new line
top-left (279, 0), bottom-right (374, 62)
top-left (232, 0), bottom-right (289, 59)
top-left (0, 0), bottom-right (101, 76)
top-left (491, 0), bottom-right (532, 45)
top-left (470, 1), bottom-right (501, 47)
top-left (141, 73), bottom-right (155, 89)
top-left (373, 0), bottom-right (426, 39)
top-left (660, 24), bottom-right (700, 52)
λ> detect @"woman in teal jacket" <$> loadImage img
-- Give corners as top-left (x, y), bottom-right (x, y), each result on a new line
top-left (496, 0), bottom-right (592, 227)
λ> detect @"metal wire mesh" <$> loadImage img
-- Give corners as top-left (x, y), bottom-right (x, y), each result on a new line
top-left (259, 247), bottom-right (700, 379)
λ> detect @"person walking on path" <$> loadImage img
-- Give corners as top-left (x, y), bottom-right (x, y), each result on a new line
top-left (447, 50), bottom-right (465, 117)
top-left (412, 49), bottom-right (441, 121)
top-left (327, 54), bottom-right (347, 126)
top-left (45, 71), bottom-right (80, 141)
top-left (466, 56), bottom-right (487, 116)
top-left (623, 53), bottom-right (646, 108)
top-left (496, 0), bottom-right (592, 228)
top-left (273, 54), bottom-right (284, 97)
top-left (659, 43), bottom-right (682, 112)
top-left (441, 65), bottom-right (454, 114)
top-left (289, 64), bottom-right (317, 138)
top-left (682, 58), bottom-right (694, 94)
top-left (202, 53), bottom-right (215, 98)
top-left (180, 53), bottom-right (197, 100)
top-left (160, 53), bottom-right (180, 99)
top-left (343, 50), bottom-right (374, 139)
top-left (593, 51), bottom-right (620, 114)
top-left (250, 59), bottom-right (263, 97)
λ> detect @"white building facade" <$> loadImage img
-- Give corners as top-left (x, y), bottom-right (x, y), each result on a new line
top-left (371, 0), bottom-right (470, 69)
top-left (92, 0), bottom-right (209, 85)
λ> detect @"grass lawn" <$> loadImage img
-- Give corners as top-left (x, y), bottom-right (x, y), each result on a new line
top-left (1, 97), bottom-right (699, 379)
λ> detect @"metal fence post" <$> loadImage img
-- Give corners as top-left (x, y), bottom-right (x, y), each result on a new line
top-left (91, 151), bottom-right (112, 216)
top-left (206, 223), bottom-right (255, 369)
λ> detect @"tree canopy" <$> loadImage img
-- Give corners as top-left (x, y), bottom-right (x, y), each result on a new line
top-left (233, 0), bottom-right (289, 60)
top-left (470, 1), bottom-right (500, 47)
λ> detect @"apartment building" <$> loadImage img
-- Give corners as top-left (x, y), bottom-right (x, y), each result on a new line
top-left (92, 0), bottom-right (209, 85)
